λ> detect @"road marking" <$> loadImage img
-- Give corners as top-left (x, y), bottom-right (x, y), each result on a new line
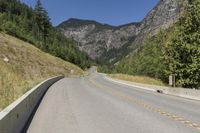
top-left (89, 78), bottom-right (200, 132)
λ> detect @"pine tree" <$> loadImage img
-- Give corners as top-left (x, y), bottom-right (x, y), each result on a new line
top-left (34, 0), bottom-right (51, 47)
top-left (42, 9), bottom-right (51, 47)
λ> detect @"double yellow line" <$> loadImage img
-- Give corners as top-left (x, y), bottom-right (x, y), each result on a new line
top-left (89, 78), bottom-right (200, 132)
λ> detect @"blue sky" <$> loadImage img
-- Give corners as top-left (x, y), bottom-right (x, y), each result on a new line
top-left (20, 0), bottom-right (160, 26)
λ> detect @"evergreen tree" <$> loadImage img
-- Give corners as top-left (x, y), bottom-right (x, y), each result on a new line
top-left (34, 0), bottom-right (51, 46)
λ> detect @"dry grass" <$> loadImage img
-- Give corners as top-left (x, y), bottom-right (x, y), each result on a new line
top-left (109, 74), bottom-right (165, 86)
top-left (0, 33), bottom-right (84, 111)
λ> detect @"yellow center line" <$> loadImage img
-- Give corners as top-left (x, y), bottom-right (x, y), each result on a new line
top-left (89, 78), bottom-right (200, 132)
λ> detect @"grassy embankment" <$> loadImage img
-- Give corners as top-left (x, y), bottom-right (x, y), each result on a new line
top-left (0, 33), bottom-right (84, 111)
top-left (109, 74), bottom-right (165, 86)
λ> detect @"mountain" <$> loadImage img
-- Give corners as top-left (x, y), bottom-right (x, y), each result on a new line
top-left (57, 0), bottom-right (179, 62)
top-left (58, 18), bottom-right (139, 60)
top-left (132, 0), bottom-right (180, 47)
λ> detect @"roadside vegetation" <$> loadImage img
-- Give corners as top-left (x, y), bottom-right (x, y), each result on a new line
top-left (109, 74), bottom-right (165, 86)
top-left (0, 33), bottom-right (84, 111)
top-left (100, 0), bottom-right (200, 89)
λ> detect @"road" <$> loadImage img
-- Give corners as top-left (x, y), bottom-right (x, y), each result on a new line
top-left (26, 73), bottom-right (200, 133)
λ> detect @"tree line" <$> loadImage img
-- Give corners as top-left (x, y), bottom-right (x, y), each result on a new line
top-left (0, 0), bottom-right (92, 69)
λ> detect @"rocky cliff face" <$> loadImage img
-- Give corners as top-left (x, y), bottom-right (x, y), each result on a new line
top-left (58, 19), bottom-right (140, 59)
top-left (133, 0), bottom-right (179, 46)
top-left (57, 0), bottom-right (179, 60)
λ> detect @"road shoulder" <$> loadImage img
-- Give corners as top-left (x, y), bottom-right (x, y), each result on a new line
top-left (105, 75), bottom-right (200, 101)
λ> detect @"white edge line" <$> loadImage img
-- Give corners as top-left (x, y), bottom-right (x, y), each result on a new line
top-left (104, 76), bottom-right (156, 92)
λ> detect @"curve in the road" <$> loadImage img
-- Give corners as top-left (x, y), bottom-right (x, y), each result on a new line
top-left (26, 74), bottom-right (200, 133)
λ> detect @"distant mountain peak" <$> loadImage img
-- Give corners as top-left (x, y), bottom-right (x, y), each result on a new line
top-left (58, 18), bottom-right (116, 29)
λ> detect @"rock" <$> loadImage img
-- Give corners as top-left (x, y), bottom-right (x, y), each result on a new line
top-left (70, 69), bottom-right (74, 74)
top-left (157, 90), bottom-right (164, 93)
top-left (3, 56), bottom-right (9, 62)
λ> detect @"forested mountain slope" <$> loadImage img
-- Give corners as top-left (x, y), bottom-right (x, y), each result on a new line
top-left (0, 0), bottom-right (92, 69)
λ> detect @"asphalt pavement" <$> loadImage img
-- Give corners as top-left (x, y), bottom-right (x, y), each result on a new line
top-left (26, 73), bottom-right (200, 133)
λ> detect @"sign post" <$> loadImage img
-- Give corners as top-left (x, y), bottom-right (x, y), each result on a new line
top-left (169, 74), bottom-right (176, 87)
top-left (169, 75), bottom-right (173, 86)
top-left (172, 74), bottom-right (176, 88)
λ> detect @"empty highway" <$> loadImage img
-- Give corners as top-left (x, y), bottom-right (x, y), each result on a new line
top-left (26, 73), bottom-right (200, 133)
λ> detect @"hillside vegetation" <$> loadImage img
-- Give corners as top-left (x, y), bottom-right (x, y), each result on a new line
top-left (0, 33), bottom-right (84, 111)
top-left (0, 0), bottom-right (92, 69)
top-left (102, 0), bottom-right (200, 89)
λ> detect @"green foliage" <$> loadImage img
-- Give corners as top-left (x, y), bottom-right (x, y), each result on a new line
top-left (0, 0), bottom-right (92, 69)
top-left (34, 0), bottom-right (51, 45)
top-left (114, 29), bottom-right (173, 82)
top-left (165, 0), bottom-right (200, 88)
